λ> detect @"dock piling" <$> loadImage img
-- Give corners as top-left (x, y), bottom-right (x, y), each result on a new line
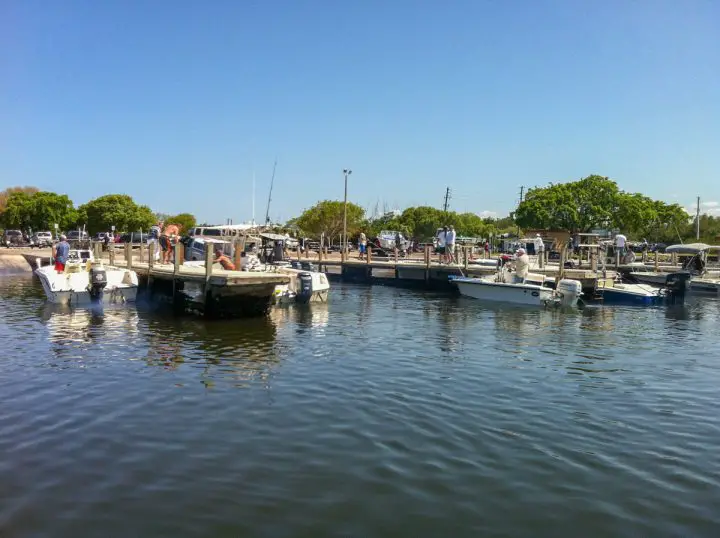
top-left (148, 242), bottom-right (156, 269)
top-left (654, 250), bottom-right (659, 271)
top-left (232, 239), bottom-right (242, 269)
top-left (125, 243), bottom-right (133, 270)
top-left (108, 245), bottom-right (115, 266)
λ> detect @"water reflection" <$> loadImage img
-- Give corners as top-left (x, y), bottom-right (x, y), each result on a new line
top-left (137, 310), bottom-right (281, 388)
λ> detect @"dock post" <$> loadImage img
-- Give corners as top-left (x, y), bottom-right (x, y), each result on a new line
top-left (139, 242), bottom-right (145, 262)
top-left (539, 249), bottom-right (545, 269)
top-left (125, 243), bottom-right (133, 270)
top-left (590, 249), bottom-right (597, 271)
top-left (367, 245), bottom-right (372, 264)
top-left (671, 252), bottom-right (677, 267)
top-left (654, 250), bottom-right (659, 271)
top-left (425, 245), bottom-right (431, 283)
top-left (463, 246), bottom-right (469, 271)
top-left (232, 239), bottom-right (242, 269)
top-left (175, 242), bottom-right (184, 273)
top-left (109, 245), bottom-right (115, 266)
top-left (148, 242), bottom-right (155, 269)
top-left (297, 245), bottom-right (301, 261)
top-left (394, 247), bottom-right (399, 264)
top-left (204, 242), bottom-right (213, 284)
top-left (558, 247), bottom-right (566, 283)
top-left (615, 250), bottom-right (620, 270)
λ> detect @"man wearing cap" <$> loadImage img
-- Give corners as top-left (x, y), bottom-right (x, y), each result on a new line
top-left (534, 233), bottom-right (544, 259)
top-left (445, 225), bottom-right (457, 264)
top-left (513, 248), bottom-right (530, 283)
top-left (53, 234), bottom-right (70, 273)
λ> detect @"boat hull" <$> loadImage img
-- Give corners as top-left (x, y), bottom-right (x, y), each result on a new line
top-left (35, 265), bottom-right (138, 306)
top-left (454, 278), bottom-right (560, 306)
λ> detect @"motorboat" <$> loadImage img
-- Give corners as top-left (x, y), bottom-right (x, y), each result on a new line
top-left (34, 249), bottom-right (139, 305)
top-left (593, 272), bottom-right (690, 305)
top-left (184, 248), bottom-right (330, 305)
top-left (628, 243), bottom-right (720, 294)
top-left (451, 268), bottom-right (583, 308)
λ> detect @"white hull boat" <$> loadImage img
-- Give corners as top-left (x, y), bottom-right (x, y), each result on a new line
top-left (185, 257), bottom-right (330, 305)
top-left (34, 250), bottom-right (139, 306)
top-left (452, 270), bottom-right (582, 307)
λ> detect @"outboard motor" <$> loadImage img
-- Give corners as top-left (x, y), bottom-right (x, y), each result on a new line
top-left (88, 264), bottom-right (108, 302)
top-left (556, 279), bottom-right (583, 307)
top-left (664, 272), bottom-right (691, 304)
top-left (296, 272), bottom-right (314, 304)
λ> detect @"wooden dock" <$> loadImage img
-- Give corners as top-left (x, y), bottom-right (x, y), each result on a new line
top-left (106, 242), bottom-right (289, 317)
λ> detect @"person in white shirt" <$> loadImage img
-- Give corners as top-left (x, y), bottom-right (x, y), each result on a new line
top-left (534, 233), bottom-right (544, 258)
top-left (513, 248), bottom-right (530, 283)
top-left (615, 233), bottom-right (627, 257)
top-left (445, 225), bottom-right (457, 264)
top-left (436, 227), bottom-right (447, 262)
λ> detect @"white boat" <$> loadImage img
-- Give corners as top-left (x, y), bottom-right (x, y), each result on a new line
top-left (34, 249), bottom-right (139, 305)
top-left (452, 269), bottom-right (582, 307)
top-left (185, 252), bottom-right (330, 305)
top-left (629, 243), bottom-right (720, 294)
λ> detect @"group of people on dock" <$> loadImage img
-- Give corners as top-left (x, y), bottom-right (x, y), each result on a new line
top-left (147, 221), bottom-right (181, 264)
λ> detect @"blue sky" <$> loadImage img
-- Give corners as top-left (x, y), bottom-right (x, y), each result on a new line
top-left (2, 0), bottom-right (718, 223)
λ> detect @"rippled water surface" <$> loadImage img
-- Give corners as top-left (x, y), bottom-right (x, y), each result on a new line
top-left (1, 275), bottom-right (720, 537)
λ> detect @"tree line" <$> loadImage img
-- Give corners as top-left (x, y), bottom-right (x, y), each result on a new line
top-left (0, 187), bottom-right (197, 235)
top-left (286, 200), bottom-right (515, 244)
top-left (514, 175), bottom-right (717, 243)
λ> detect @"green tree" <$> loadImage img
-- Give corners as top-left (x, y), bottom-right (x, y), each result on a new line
top-left (78, 194), bottom-right (156, 234)
top-left (0, 186), bottom-right (39, 216)
top-left (515, 175), bottom-right (620, 233)
top-left (293, 200), bottom-right (365, 244)
top-left (166, 213), bottom-right (196, 233)
top-left (1, 190), bottom-right (77, 231)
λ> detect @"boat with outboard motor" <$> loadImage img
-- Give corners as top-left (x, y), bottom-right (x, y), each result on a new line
top-left (450, 266), bottom-right (583, 308)
top-left (627, 243), bottom-right (720, 294)
top-left (593, 271), bottom-right (691, 305)
top-left (34, 248), bottom-right (139, 305)
top-left (183, 244), bottom-right (330, 305)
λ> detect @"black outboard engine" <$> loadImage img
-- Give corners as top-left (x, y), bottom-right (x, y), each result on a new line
top-left (88, 265), bottom-right (108, 302)
top-left (296, 272), bottom-right (314, 304)
top-left (664, 272), bottom-right (691, 304)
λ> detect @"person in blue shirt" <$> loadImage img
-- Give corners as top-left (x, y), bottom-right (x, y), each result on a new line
top-left (53, 235), bottom-right (70, 272)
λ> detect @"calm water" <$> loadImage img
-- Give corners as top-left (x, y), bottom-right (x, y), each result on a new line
top-left (1, 275), bottom-right (719, 537)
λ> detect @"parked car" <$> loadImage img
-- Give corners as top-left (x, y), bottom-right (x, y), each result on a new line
top-left (31, 231), bottom-right (53, 248)
top-left (117, 232), bottom-right (148, 244)
top-left (3, 229), bottom-right (27, 248)
top-left (66, 230), bottom-right (90, 241)
top-left (182, 237), bottom-right (232, 261)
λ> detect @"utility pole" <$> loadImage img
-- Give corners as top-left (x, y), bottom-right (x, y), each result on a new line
top-left (443, 187), bottom-right (451, 213)
top-left (696, 196), bottom-right (701, 240)
top-left (343, 168), bottom-right (352, 260)
top-left (516, 186), bottom-right (524, 238)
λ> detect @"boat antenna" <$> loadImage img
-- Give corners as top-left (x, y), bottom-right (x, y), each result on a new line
top-left (252, 169), bottom-right (256, 225)
top-left (265, 158), bottom-right (277, 226)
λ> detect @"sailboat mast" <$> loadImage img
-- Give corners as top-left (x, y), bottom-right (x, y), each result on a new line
top-left (265, 159), bottom-right (277, 225)
top-left (252, 170), bottom-right (256, 225)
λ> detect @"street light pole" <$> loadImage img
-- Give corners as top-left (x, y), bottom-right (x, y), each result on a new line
top-left (343, 168), bottom-right (352, 261)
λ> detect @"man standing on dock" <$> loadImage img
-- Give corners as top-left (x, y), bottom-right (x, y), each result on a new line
top-left (358, 232), bottom-right (367, 260)
top-left (148, 221), bottom-right (162, 262)
top-left (614, 233), bottom-right (627, 259)
top-left (445, 225), bottom-right (456, 264)
top-left (534, 233), bottom-right (544, 261)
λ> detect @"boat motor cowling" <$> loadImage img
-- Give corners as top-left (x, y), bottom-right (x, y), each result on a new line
top-left (296, 272), bottom-right (314, 304)
top-left (664, 271), bottom-right (691, 303)
top-left (88, 265), bottom-right (108, 301)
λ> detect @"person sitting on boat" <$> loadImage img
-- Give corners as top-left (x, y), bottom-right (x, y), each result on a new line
top-left (214, 249), bottom-right (236, 271)
top-left (53, 234), bottom-right (70, 273)
top-left (513, 248), bottom-right (530, 283)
